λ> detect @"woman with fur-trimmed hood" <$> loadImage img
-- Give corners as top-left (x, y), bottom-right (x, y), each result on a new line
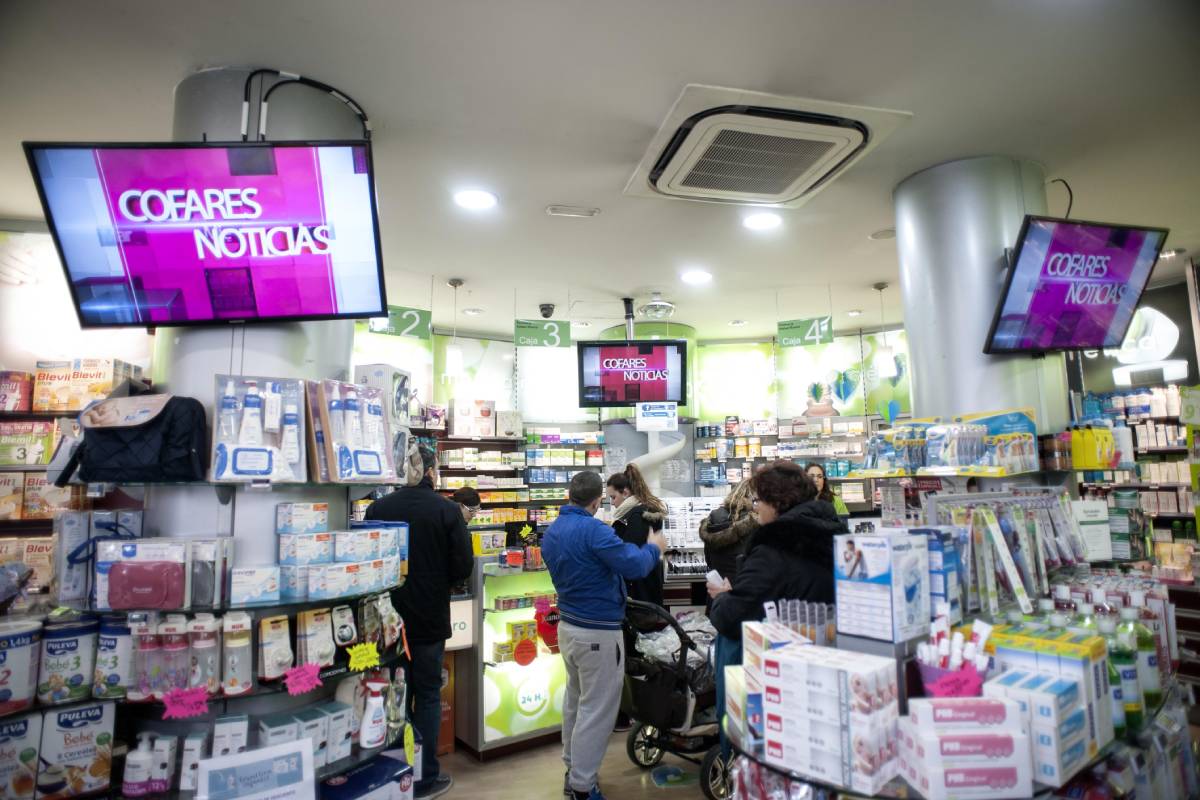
top-left (606, 464), bottom-right (666, 607)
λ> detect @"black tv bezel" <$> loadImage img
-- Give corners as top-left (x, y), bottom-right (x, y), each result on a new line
top-left (576, 338), bottom-right (689, 408)
top-left (983, 214), bottom-right (1170, 355)
top-left (21, 139), bottom-right (389, 330)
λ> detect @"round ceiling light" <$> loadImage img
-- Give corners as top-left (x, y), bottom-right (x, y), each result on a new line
top-left (728, 319), bottom-right (747, 327)
top-left (1160, 248), bottom-right (1186, 259)
top-left (453, 189), bottom-right (498, 210)
top-left (462, 307), bottom-right (484, 316)
top-left (681, 269), bottom-right (712, 285)
top-left (847, 309), bottom-right (863, 318)
top-left (743, 212), bottom-right (782, 231)
top-left (868, 228), bottom-right (896, 241)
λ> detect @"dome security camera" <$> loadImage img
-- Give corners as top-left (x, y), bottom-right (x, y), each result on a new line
top-left (539, 303), bottom-right (555, 319)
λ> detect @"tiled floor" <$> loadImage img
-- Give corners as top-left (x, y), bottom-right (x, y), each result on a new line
top-left (441, 732), bottom-right (711, 798)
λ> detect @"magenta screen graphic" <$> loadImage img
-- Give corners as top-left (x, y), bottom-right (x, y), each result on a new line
top-left (577, 341), bottom-right (687, 407)
top-left (26, 142), bottom-right (386, 327)
top-left (986, 216), bottom-right (1167, 353)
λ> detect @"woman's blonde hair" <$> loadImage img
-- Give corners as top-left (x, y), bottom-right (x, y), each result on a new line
top-left (606, 463), bottom-right (666, 514)
top-left (726, 478), bottom-right (754, 515)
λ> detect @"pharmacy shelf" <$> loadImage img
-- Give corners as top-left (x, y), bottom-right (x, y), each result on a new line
top-left (1148, 512), bottom-right (1195, 521)
top-left (439, 435), bottom-right (525, 445)
top-left (1080, 482), bottom-right (1191, 489)
top-left (0, 518), bottom-right (53, 534)
top-left (0, 463), bottom-right (47, 472)
top-left (1137, 447), bottom-right (1188, 455)
top-left (439, 466), bottom-right (525, 473)
top-left (438, 485), bottom-right (528, 492)
top-left (0, 410), bottom-right (77, 421)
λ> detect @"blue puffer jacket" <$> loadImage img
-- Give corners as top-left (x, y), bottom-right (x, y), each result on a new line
top-left (543, 504), bottom-right (661, 630)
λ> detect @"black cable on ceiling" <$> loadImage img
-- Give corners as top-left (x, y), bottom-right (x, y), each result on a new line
top-left (240, 68), bottom-right (371, 141)
top-left (1048, 178), bottom-right (1074, 219)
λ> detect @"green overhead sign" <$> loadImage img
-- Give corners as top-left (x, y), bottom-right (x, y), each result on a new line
top-left (778, 316), bottom-right (833, 347)
top-left (367, 305), bottom-right (432, 339)
top-left (514, 319), bottom-right (570, 348)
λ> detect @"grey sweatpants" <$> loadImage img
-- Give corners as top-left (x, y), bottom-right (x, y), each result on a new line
top-left (560, 621), bottom-right (625, 794)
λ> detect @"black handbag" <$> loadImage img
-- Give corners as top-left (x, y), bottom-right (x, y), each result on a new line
top-left (54, 394), bottom-right (208, 485)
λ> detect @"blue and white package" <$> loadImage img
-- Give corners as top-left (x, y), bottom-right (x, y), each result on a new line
top-left (835, 531), bottom-right (930, 643)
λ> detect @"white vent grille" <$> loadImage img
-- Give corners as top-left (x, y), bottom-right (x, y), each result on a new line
top-left (679, 130), bottom-right (837, 195)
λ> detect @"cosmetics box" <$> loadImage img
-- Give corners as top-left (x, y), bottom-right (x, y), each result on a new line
top-left (309, 562), bottom-right (364, 600)
top-left (37, 701), bottom-right (115, 799)
top-left (0, 473), bottom-right (22, 520)
top-left (496, 410), bottom-right (523, 439)
top-left (179, 732), bottom-right (207, 792)
top-left (212, 715), bottom-right (248, 758)
top-left (908, 697), bottom-right (1023, 731)
top-left (448, 399), bottom-right (496, 438)
top-left (835, 531), bottom-right (930, 643)
top-left (279, 531), bottom-right (334, 565)
top-left (150, 735), bottom-right (177, 794)
top-left (230, 566), bottom-right (280, 605)
top-left (320, 702), bottom-right (354, 763)
top-left (276, 502), bottom-right (330, 534)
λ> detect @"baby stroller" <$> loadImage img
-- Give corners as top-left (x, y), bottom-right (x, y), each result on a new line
top-left (621, 599), bottom-right (729, 800)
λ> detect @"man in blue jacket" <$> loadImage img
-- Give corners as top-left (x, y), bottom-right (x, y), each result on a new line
top-left (543, 470), bottom-right (665, 800)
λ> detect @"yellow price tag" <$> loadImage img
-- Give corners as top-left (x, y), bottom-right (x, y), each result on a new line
top-left (347, 642), bottom-right (380, 672)
top-left (403, 723), bottom-right (415, 767)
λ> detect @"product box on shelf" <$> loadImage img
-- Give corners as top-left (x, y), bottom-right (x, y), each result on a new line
top-left (914, 527), bottom-right (962, 625)
top-left (353, 363), bottom-right (412, 430)
top-left (835, 531), bottom-right (930, 643)
top-left (0, 712), bottom-right (41, 800)
top-left (212, 376), bottom-right (307, 483)
top-left (0, 422), bottom-right (56, 466)
top-left (320, 702), bottom-right (354, 763)
top-left (37, 701), bottom-right (115, 800)
top-left (308, 379), bottom-right (397, 483)
top-left (448, 398), bottom-right (496, 438)
top-left (22, 474), bottom-right (87, 519)
top-left (94, 539), bottom-right (190, 611)
top-left (30, 361), bottom-right (71, 412)
top-left (179, 732), bottom-right (207, 792)
top-left (496, 410), bottom-right (523, 439)
top-left (279, 566), bottom-right (309, 601)
top-left (907, 697), bottom-right (1023, 731)
top-left (335, 529), bottom-right (381, 563)
top-left (897, 715), bottom-right (1033, 800)
top-left (0, 473), bottom-right (22, 520)
top-left (211, 715), bottom-right (248, 758)
top-left (318, 753), bottom-right (414, 800)
top-left (294, 708), bottom-right (329, 767)
top-left (230, 566), bottom-right (280, 605)
top-left (52, 511), bottom-right (90, 607)
top-left (32, 359), bottom-right (140, 413)
top-left (0, 370), bottom-right (33, 412)
top-left (19, 537), bottom-right (55, 594)
top-left (278, 531), bottom-right (334, 566)
top-left (276, 502), bottom-right (330, 534)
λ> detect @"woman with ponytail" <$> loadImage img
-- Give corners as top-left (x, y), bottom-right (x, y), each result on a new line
top-left (605, 463), bottom-right (666, 607)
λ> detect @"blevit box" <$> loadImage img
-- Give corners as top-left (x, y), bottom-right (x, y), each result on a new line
top-left (230, 566), bottom-right (280, 605)
top-left (294, 708), bottom-right (329, 767)
top-left (320, 702), bottom-right (354, 763)
top-left (907, 697), bottom-right (1022, 731)
top-left (276, 502), bottom-right (330, 534)
top-left (835, 531), bottom-right (930, 643)
top-left (0, 473), bottom-right (22, 520)
top-left (279, 566), bottom-right (308, 601)
top-left (278, 531), bottom-right (333, 565)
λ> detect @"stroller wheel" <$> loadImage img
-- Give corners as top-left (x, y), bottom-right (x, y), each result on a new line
top-left (626, 724), bottom-right (665, 768)
top-left (700, 745), bottom-right (730, 800)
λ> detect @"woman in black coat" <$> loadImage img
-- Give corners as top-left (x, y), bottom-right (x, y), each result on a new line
top-left (699, 478), bottom-right (758, 583)
top-left (708, 461), bottom-right (846, 641)
top-left (606, 464), bottom-right (666, 607)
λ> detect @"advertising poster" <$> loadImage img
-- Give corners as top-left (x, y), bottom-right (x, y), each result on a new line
top-left (30, 144), bottom-right (384, 325)
top-left (862, 330), bottom-right (912, 422)
top-left (990, 219), bottom-right (1165, 351)
top-left (694, 342), bottom-right (776, 421)
top-left (776, 334), bottom-right (866, 418)
top-left (431, 334), bottom-right (515, 410)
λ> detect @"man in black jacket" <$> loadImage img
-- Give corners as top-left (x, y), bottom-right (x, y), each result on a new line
top-left (367, 445), bottom-right (473, 799)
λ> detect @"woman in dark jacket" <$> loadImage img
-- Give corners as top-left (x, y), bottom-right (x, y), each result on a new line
top-left (606, 464), bottom-right (666, 607)
top-left (699, 478), bottom-right (757, 582)
top-left (709, 461), bottom-right (847, 640)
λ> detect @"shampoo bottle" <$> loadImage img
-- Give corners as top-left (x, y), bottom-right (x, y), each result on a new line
top-left (217, 381), bottom-right (239, 444)
top-left (281, 403), bottom-right (302, 465)
top-left (238, 381), bottom-right (264, 446)
top-left (344, 390), bottom-right (363, 450)
top-left (123, 733), bottom-right (155, 797)
top-left (360, 680), bottom-right (387, 749)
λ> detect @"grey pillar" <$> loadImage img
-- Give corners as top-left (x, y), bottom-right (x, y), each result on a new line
top-left (144, 68), bottom-right (363, 563)
top-left (894, 157), bottom-right (1069, 431)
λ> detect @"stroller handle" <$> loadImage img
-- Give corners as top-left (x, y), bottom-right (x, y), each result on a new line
top-left (625, 598), bottom-right (698, 656)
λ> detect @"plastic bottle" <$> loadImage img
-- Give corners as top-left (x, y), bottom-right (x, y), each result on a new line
top-left (365, 398), bottom-right (385, 454)
top-left (129, 617), bottom-right (160, 703)
top-left (123, 733), bottom-right (155, 797)
top-left (238, 381), bottom-right (263, 446)
top-left (1113, 421), bottom-right (1135, 470)
top-left (222, 613), bottom-right (254, 696)
top-left (1053, 584), bottom-right (1077, 613)
top-left (1068, 602), bottom-right (1098, 636)
top-left (1100, 616), bottom-right (1144, 734)
top-left (1166, 384), bottom-right (1182, 418)
top-left (385, 672), bottom-right (407, 746)
top-left (1129, 590), bottom-right (1170, 683)
top-left (156, 617), bottom-right (190, 699)
top-left (217, 381), bottom-right (239, 444)
top-left (1090, 588), bottom-right (1116, 617)
top-left (360, 680), bottom-right (387, 749)
top-left (188, 614), bottom-right (221, 696)
top-left (281, 403), bottom-right (302, 465)
top-left (343, 390), bottom-right (363, 450)
top-left (1119, 606), bottom-right (1162, 711)
top-left (1104, 644), bottom-right (1127, 741)
top-left (1037, 597), bottom-right (1056, 621)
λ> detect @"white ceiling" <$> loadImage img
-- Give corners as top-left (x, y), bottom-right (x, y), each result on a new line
top-left (2, 0), bottom-right (1198, 340)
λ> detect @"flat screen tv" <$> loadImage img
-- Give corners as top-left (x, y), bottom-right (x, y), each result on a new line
top-left (984, 215), bottom-right (1168, 354)
top-left (577, 339), bottom-right (687, 407)
top-left (23, 141), bottom-right (387, 328)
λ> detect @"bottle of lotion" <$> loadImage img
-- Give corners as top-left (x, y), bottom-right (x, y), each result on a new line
top-left (360, 680), bottom-right (387, 749)
top-left (238, 381), bottom-right (264, 446)
top-left (123, 733), bottom-right (155, 797)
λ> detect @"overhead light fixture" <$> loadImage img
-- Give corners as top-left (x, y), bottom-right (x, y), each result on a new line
top-left (638, 292), bottom-right (676, 320)
top-left (1160, 248), bottom-right (1186, 259)
top-left (868, 228), bottom-right (896, 241)
top-left (874, 281), bottom-right (898, 379)
top-left (847, 309), bottom-right (863, 318)
top-left (680, 268), bottom-right (712, 285)
top-left (742, 212), bottom-right (782, 231)
top-left (453, 189), bottom-right (498, 210)
top-left (446, 278), bottom-right (465, 377)
top-left (462, 307), bottom-right (484, 316)
top-left (546, 205), bottom-right (600, 218)
top-left (728, 319), bottom-right (747, 327)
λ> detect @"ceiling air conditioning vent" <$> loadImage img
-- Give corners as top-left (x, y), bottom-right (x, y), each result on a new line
top-left (627, 85), bottom-right (911, 208)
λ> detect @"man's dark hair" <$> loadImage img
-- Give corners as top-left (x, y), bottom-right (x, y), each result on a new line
top-left (452, 486), bottom-right (481, 507)
top-left (750, 461), bottom-right (816, 513)
top-left (568, 470), bottom-right (604, 507)
top-left (419, 445), bottom-right (438, 473)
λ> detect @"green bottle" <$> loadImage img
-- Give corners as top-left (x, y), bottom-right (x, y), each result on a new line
top-left (1106, 648), bottom-right (1127, 740)
top-left (1100, 616), bottom-right (1143, 734)
top-left (1119, 606), bottom-right (1163, 711)
top-left (1068, 602), bottom-right (1097, 636)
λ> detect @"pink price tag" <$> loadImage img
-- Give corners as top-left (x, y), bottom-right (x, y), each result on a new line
top-left (162, 687), bottom-right (210, 720)
top-left (284, 663), bottom-right (324, 696)
top-left (927, 665), bottom-right (985, 698)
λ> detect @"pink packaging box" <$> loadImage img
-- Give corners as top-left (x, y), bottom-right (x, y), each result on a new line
top-left (906, 697), bottom-right (1022, 731)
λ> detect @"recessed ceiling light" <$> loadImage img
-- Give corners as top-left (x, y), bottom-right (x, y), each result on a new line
top-left (681, 269), bottom-right (712, 285)
top-left (847, 309), bottom-right (863, 318)
top-left (868, 228), bottom-right (896, 241)
top-left (462, 307), bottom-right (484, 316)
top-left (1160, 248), bottom-right (1186, 259)
top-left (546, 205), bottom-right (600, 218)
top-left (743, 212), bottom-right (782, 231)
top-left (728, 319), bottom-right (747, 327)
top-left (454, 189), bottom-right (498, 210)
